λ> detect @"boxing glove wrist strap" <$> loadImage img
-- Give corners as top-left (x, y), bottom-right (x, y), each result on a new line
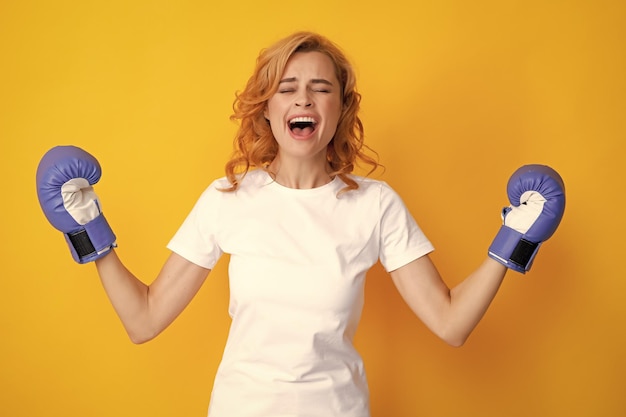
top-left (64, 214), bottom-right (116, 264)
top-left (488, 226), bottom-right (540, 274)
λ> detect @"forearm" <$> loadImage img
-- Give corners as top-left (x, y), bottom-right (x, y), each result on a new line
top-left (445, 258), bottom-right (507, 345)
top-left (95, 250), bottom-right (154, 343)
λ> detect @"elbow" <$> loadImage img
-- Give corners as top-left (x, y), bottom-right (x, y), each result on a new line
top-left (121, 313), bottom-right (163, 344)
top-left (433, 315), bottom-right (476, 347)
top-left (444, 336), bottom-right (468, 348)
top-left (126, 327), bottom-right (159, 345)
top-left (129, 334), bottom-right (152, 345)
top-left (438, 328), bottom-right (471, 348)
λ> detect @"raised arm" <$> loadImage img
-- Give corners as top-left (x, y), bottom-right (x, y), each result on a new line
top-left (36, 145), bottom-right (210, 344)
top-left (391, 165), bottom-right (566, 347)
top-left (390, 255), bottom-right (506, 347)
top-left (96, 250), bottom-right (210, 344)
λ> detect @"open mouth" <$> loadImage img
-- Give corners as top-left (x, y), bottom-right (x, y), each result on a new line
top-left (289, 116), bottom-right (317, 136)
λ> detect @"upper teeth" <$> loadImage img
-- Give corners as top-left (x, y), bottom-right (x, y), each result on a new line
top-left (290, 116), bottom-right (315, 123)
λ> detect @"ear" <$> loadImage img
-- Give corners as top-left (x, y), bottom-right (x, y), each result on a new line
top-left (263, 106), bottom-right (269, 120)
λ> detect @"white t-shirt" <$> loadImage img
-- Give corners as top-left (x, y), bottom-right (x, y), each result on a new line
top-left (167, 169), bottom-right (434, 417)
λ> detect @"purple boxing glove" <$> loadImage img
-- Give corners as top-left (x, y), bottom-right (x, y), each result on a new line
top-left (36, 146), bottom-right (116, 264)
top-left (488, 164), bottom-right (565, 274)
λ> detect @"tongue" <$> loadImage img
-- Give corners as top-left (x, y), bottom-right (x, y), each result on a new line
top-left (292, 126), bottom-right (314, 136)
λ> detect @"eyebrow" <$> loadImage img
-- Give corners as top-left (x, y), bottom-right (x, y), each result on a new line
top-left (278, 77), bottom-right (334, 86)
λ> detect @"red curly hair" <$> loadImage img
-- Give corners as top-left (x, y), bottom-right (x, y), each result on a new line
top-left (223, 31), bottom-right (380, 193)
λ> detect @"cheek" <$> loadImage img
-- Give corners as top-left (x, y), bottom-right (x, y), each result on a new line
top-left (329, 103), bottom-right (343, 129)
top-left (265, 97), bottom-right (279, 118)
top-left (264, 106), bottom-right (280, 132)
top-left (264, 101), bottom-right (274, 120)
top-left (266, 116), bottom-right (283, 140)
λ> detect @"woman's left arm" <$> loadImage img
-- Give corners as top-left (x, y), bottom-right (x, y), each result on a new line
top-left (389, 255), bottom-right (507, 347)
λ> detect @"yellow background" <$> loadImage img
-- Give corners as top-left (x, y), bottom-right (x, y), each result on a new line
top-left (1, 0), bottom-right (624, 416)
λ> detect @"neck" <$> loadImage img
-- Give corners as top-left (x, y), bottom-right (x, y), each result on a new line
top-left (268, 155), bottom-right (334, 189)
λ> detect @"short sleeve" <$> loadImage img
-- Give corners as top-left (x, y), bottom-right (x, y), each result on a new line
top-left (378, 183), bottom-right (434, 272)
top-left (167, 182), bottom-right (224, 270)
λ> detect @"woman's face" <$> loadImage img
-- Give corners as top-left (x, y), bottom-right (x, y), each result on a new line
top-left (264, 51), bottom-right (342, 164)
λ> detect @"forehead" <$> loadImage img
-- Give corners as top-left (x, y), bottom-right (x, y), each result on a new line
top-left (281, 51), bottom-right (339, 81)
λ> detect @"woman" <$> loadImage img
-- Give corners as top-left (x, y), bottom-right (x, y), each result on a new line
top-left (36, 31), bottom-right (565, 417)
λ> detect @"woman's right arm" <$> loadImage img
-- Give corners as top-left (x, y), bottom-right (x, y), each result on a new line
top-left (95, 250), bottom-right (211, 344)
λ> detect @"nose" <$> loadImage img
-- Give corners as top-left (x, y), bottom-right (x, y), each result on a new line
top-left (294, 90), bottom-right (312, 107)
